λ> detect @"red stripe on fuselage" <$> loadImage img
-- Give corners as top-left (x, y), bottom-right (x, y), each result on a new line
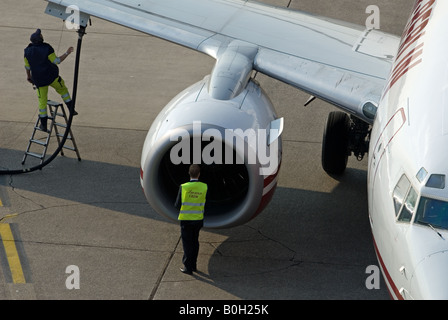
top-left (372, 235), bottom-right (403, 300)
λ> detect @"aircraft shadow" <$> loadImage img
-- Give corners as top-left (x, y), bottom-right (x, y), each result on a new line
top-left (192, 168), bottom-right (389, 299)
top-left (0, 148), bottom-right (387, 299)
top-left (0, 147), bottom-right (156, 219)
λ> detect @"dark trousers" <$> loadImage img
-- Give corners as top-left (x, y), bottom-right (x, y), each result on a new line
top-left (180, 220), bottom-right (203, 271)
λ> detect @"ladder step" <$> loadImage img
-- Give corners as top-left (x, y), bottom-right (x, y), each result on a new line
top-left (47, 100), bottom-right (62, 108)
top-left (63, 146), bottom-right (76, 151)
top-left (30, 139), bottom-right (48, 146)
top-left (25, 151), bottom-right (44, 159)
top-left (54, 122), bottom-right (67, 128)
top-left (56, 133), bottom-right (72, 139)
top-left (34, 126), bottom-right (48, 132)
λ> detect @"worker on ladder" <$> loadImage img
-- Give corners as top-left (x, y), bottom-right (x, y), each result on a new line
top-left (24, 28), bottom-right (78, 132)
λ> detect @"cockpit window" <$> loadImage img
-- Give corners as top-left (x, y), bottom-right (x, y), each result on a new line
top-left (393, 175), bottom-right (411, 217)
top-left (425, 174), bottom-right (446, 189)
top-left (392, 174), bottom-right (417, 223)
top-left (398, 187), bottom-right (417, 222)
top-left (415, 197), bottom-right (448, 230)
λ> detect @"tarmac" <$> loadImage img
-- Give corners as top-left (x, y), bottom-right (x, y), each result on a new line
top-left (0, 0), bottom-right (412, 301)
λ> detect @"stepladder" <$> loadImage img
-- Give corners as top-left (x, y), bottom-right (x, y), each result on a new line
top-left (22, 100), bottom-right (81, 165)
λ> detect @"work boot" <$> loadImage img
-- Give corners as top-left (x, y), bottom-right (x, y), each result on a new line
top-left (66, 100), bottom-right (78, 116)
top-left (39, 116), bottom-right (48, 132)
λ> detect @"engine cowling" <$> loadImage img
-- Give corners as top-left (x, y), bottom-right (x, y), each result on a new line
top-left (140, 75), bottom-right (282, 228)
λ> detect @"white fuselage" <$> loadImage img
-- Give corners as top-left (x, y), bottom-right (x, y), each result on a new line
top-left (368, 0), bottom-right (448, 299)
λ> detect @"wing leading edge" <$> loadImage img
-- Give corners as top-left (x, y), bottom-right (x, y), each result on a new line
top-left (45, 0), bottom-right (400, 123)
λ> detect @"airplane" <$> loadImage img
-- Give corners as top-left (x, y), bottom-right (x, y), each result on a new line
top-left (43, 0), bottom-right (448, 299)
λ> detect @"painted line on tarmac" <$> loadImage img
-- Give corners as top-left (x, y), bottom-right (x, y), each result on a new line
top-left (0, 223), bottom-right (26, 284)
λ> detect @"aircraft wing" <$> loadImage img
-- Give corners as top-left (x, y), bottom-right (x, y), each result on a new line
top-left (45, 0), bottom-right (400, 123)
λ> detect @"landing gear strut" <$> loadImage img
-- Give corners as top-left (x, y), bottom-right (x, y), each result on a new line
top-left (321, 111), bottom-right (370, 175)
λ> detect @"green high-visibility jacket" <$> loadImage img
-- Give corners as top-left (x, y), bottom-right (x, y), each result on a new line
top-left (178, 181), bottom-right (207, 221)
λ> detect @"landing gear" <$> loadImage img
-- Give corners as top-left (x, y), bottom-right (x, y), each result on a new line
top-left (322, 111), bottom-right (370, 175)
top-left (322, 111), bottom-right (350, 174)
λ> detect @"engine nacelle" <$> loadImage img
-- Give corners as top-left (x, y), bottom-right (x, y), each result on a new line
top-left (140, 76), bottom-right (283, 228)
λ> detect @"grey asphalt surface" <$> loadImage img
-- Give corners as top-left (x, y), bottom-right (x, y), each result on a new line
top-left (0, 0), bottom-right (413, 300)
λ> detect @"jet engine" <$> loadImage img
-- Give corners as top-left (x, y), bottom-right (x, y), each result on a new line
top-left (140, 76), bottom-right (283, 228)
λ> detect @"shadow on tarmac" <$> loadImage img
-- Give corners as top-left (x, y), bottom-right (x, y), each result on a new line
top-left (0, 147), bottom-right (388, 299)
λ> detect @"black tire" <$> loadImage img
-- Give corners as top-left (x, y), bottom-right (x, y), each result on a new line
top-left (322, 111), bottom-right (350, 175)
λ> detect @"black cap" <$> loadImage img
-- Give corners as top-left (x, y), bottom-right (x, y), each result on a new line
top-left (30, 29), bottom-right (43, 44)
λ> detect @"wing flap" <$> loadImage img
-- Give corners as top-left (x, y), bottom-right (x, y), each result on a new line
top-left (256, 48), bottom-right (385, 122)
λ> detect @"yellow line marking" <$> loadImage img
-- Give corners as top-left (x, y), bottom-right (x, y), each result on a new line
top-left (0, 198), bottom-right (3, 207)
top-left (0, 224), bottom-right (26, 284)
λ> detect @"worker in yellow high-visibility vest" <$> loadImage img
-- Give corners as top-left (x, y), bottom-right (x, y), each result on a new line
top-left (175, 164), bottom-right (207, 275)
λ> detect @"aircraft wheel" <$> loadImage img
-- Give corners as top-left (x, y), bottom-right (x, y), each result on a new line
top-left (322, 111), bottom-right (350, 175)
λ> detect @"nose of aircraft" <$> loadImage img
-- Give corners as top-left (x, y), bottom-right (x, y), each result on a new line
top-left (411, 250), bottom-right (448, 299)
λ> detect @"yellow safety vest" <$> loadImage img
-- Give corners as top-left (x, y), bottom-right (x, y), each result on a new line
top-left (178, 181), bottom-right (207, 221)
